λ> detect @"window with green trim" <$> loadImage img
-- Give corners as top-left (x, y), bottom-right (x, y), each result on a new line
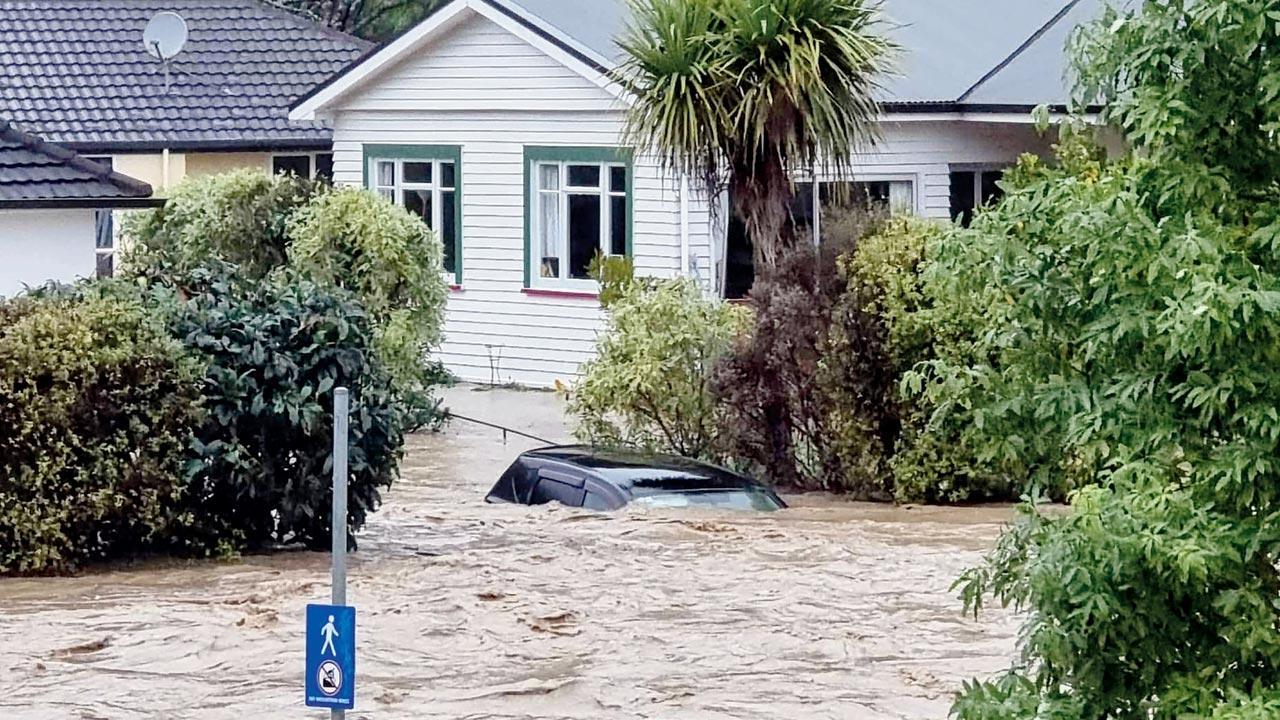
top-left (364, 145), bottom-right (462, 284)
top-left (525, 147), bottom-right (632, 289)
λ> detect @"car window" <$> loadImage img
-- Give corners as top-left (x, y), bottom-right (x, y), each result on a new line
top-left (530, 477), bottom-right (585, 508)
top-left (632, 489), bottom-right (784, 512)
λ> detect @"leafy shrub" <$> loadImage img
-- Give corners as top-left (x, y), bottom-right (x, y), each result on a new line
top-left (122, 169), bottom-right (318, 281)
top-left (155, 262), bottom-right (404, 551)
top-left (0, 291), bottom-right (204, 574)
top-left (287, 187), bottom-right (450, 419)
top-left (714, 206), bottom-right (889, 491)
top-left (123, 173), bottom-right (449, 427)
top-left (837, 215), bottom-right (1016, 503)
top-left (571, 278), bottom-right (747, 460)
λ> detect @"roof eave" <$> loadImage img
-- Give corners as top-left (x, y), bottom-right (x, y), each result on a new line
top-left (0, 197), bottom-right (166, 210)
top-left (62, 137), bottom-right (336, 155)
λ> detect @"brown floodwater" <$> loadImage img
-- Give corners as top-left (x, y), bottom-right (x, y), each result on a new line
top-left (0, 386), bottom-right (1018, 720)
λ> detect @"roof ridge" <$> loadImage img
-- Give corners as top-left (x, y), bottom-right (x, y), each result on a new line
top-left (0, 119), bottom-right (153, 198)
top-left (956, 0), bottom-right (1083, 103)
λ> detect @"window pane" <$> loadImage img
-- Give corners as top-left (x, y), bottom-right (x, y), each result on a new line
top-left (96, 253), bottom-right (114, 279)
top-left (609, 166), bottom-right (626, 193)
top-left (610, 195), bottom-right (627, 256)
top-left (538, 192), bottom-right (561, 278)
top-left (403, 189), bottom-right (432, 228)
top-left (314, 153), bottom-right (334, 181)
top-left (538, 164), bottom-right (559, 191)
top-left (441, 161), bottom-right (457, 188)
top-left (949, 171), bottom-right (976, 225)
top-left (568, 194), bottom-right (601, 279)
top-left (568, 164), bottom-right (600, 187)
top-left (980, 170), bottom-right (1004, 206)
top-left (442, 190), bottom-right (457, 276)
top-left (789, 182), bottom-right (815, 231)
top-left (889, 181), bottom-right (913, 212)
top-left (94, 210), bottom-right (114, 250)
top-left (376, 161), bottom-right (395, 187)
top-left (274, 155), bottom-right (311, 177)
top-left (403, 162), bottom-right (432, 184)
top-left (857, 181), bottom-right (892, 205)
top-left (377, 188), bottom-right (393, 201)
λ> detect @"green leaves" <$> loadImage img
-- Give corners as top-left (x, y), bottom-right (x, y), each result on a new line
top-left (167, 264), bottom-right (404, 551)
top-left (615, 0), bottom-right (896, 265)
top-left (947, 2), bottom-right (1280, 714)
top-left (570, 278), bottom-right (747, 461)
top-left (0, 291), bottom-right (205, 574)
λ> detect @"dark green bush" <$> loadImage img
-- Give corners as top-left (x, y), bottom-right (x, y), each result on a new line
top-left (156, 262), bottom-right (404, 551)
top-left (0, 291), bottom-right (205, 574)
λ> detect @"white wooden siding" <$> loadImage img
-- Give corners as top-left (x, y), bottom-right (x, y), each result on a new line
top-left (326, 9), bottom-right (1054, 387)
top-left (0, 209), bottom-right (96, 297)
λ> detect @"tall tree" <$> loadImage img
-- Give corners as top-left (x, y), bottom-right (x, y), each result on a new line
top-left (271, 0), bottom-right (443, 41)
top-left (937, 1), bottom-right (1280, 717)
top-left (614, 0), bottom-right (896, 270)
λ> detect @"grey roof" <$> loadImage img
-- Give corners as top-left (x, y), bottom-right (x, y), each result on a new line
top-left (0, 0), bottom-right (372, 152)
top-left (0, 119), bottom-right (157, 207)
top-left (494, 0), bottom-right (1099, 109)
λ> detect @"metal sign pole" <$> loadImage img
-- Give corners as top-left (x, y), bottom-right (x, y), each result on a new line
top-left (331, 387), bottom-right (349, 720)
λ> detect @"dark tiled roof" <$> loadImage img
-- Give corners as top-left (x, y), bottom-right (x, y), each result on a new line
top-left (0, 119), bottom-right (157, 206)
top-left (0, 0), bottom-right (372, 152)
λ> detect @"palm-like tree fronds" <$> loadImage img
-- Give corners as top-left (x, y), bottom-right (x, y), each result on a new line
top-left (615, 0), bottom-right (897, 269)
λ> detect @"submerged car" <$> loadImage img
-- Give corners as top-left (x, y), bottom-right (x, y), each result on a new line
top-left (486, 446), bottom-right (787, 512)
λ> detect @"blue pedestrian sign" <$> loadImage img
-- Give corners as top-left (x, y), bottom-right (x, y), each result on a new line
top-left (305, 604), bottom-right (356, 710)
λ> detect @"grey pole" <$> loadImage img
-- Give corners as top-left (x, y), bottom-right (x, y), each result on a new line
top-left (331, 387), bottom-right (349, 720)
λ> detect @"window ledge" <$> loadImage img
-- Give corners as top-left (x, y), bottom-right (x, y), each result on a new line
top-left (449, 284), bottom-right (464, 293)
top-left (522, 287), bottom-right (600, 300)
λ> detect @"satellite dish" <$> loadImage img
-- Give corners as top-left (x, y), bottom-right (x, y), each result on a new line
top-left (143, 11), bottom-right (188, 61)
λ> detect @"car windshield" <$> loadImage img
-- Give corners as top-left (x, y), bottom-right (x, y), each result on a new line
top-left (632, 488), bottom-right (784, 512)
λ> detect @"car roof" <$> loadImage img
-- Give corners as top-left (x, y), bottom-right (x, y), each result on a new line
top-left (522, 445), bottom-right (762, 495)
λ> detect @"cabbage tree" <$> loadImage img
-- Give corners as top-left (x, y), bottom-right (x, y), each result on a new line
top-left (615, 0), bottom-right (896, 270)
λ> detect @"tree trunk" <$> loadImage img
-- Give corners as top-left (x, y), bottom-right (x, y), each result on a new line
top-left (731, 148), bottom-right (798, 273)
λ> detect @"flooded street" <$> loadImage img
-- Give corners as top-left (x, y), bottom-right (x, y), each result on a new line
top-left (1, 386), bottom-right (1017, 720)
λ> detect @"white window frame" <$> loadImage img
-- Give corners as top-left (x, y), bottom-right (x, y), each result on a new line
top-left (270, 152), bottom-right (333, 179)
top-left (368, 157), bottom-right (458, 281)
top-left (530, 160), bottom-right (629, 291)
top-left (799, 174), bottom-right (919, 244)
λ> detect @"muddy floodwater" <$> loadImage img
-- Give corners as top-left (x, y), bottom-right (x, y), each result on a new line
top-left (1, 386), bottom-right (1018, 720)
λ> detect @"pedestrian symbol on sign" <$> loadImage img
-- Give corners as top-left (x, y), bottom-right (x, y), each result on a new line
top-left (321, 615), bottom-right (339, 656)
top-left (305, 604), bottom-right (355, 709)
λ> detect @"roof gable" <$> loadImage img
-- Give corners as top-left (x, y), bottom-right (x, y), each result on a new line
top-left (337, 8), bottom-right (617, 114)
top-left (0, 0), bottom-right (371, 151)
top-left (0, 120), bottom-right (156, 207)
top-left (291, 0), bottom-right (617, 120)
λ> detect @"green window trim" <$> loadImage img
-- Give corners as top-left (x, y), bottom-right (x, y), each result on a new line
top-left (523, 145), bottom-right (635, 288)
top-left (363, 143), bottom-right (464, 285)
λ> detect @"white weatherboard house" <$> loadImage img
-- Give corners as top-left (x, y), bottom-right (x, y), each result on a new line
top-left (291, 0), bottom-right (1099, 387)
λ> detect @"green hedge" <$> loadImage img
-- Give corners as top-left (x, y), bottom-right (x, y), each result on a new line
top-left (0, 292), bottom-right (205, 574)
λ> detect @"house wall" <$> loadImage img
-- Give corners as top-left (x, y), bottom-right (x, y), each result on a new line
top-left (186, 152), bottom-right (273, 178)
top-left (322, 7), bottom-right (1055, 387)
top-left (328, 8), bottom-right (714, 387)
top-left (102, 152), bottom-right (290, 194)
top-left (0, 209), bottom-right (96, 297)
